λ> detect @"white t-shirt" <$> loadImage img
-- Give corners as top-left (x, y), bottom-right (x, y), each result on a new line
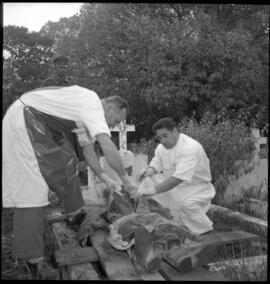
top-left (21, 85), bottom-right (111, 139)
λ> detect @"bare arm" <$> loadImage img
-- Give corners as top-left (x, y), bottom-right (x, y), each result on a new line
top-left (82, 142), bottom-right (122, 191)
top-left (82, 143), bottom-right (104, 178)
top-left (95, 133), bottom-right (131, 185)
top-left (155, 176), bottom-right (183, 194)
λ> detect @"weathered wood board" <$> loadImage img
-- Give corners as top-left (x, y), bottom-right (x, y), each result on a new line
top-left (198, 230), bottom-right (260, 247)
top-left (54, 247), bottom-right (98, 266)
top-left (208, 204), bottom-right (267, 238)
top-left (89, 227), bottom-right (231, 281)
top-left (47, 213), bottom-right (67, 224)
top-left (52, 222), bottom-right (99, 280)
top-left (89, 229), bottom-right (165, 280)
top-left (163, 229), bottom-right (261, 273)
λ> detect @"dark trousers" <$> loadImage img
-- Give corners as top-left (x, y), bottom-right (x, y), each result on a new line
top-left (12, 207), bottom-right (47, 259)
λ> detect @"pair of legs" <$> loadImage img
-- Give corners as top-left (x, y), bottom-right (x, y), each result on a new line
top-left (153, 184), bottom-right (214, 235)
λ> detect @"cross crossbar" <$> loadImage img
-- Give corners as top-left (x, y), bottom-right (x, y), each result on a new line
top-left (110, 120), bottom-right (135, 151)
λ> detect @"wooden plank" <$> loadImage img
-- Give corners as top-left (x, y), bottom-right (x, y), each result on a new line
top-left (47, 213), bottom-right (67, 224)
top-left (159, 262), bottom-right (229, 281)
top-left (55, 247), bottom-right (98, 266)
top-left (198, 230), bottom-right (260, 247)
top-left (163, 230), bottom-right (260, 273)
top-left (208, 204), bottom-right (267, 238)
top-left (89, 229), bottom-right (165, 280)
top-left (52, 222), bottom-right (99, 280)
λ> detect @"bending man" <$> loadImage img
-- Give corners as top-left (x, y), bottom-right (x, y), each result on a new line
top-left (2, 85), bottom-right (135, 278)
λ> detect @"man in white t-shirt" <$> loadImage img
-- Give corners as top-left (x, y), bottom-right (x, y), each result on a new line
top-left (2, 85), bottom-right (135, 278)
top-left (137, 117), bottom-right (215, 235)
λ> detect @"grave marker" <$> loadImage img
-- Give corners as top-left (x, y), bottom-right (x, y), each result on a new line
top-left (110, 120), bottom-right (135, 151)
top-left (251, 128), bottom-right (267, 160)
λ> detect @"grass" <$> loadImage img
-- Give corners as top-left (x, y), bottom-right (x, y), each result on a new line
top-left (209, 242), bottom-right (267, 281)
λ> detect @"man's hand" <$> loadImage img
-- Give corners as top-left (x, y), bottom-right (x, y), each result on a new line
top-left (100, 173), bottom-right (122, 192)
top-left (137, 185), bottom-right (157, 196)
top-left (121, 175), bottom-right (136, 194)
top-left (137, 167), bottom-right (155, 182)
top-left (123, 181), bottom-right (137, 193)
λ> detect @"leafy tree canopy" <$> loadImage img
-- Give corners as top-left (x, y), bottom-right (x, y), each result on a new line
top-left (3, 4), bottom-right (269, 140)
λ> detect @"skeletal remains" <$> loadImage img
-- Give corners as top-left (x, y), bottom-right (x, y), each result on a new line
top-left (76, 190), bottom-right (216, 273)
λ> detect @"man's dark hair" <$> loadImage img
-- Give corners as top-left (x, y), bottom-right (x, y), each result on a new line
top-left (105, 96), bottom-right (129, 116)
top-left (53, 55), bottom-right (69, 65)
top-left (152, 117), bottom-right (177, 133)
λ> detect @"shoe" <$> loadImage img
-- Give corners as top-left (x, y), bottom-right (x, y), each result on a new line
top-left (26, 260), bottom-right (58, 280)
top-left (66, 209), bottom-right (86, 226)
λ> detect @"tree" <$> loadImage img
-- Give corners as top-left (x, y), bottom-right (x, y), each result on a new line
top-left (3, 26), bottom-right (54, 115)
top-left (15, 4), bottom-right (267, 139)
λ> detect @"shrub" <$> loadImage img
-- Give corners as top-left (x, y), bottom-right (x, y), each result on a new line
top-left (180, 114), bottom-right (256, 204)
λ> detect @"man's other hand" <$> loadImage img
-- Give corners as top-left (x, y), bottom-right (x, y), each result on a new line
top-left (137, 185), bottom-right (156, 196)
top-left (137, 168), bottom-right (153, 182)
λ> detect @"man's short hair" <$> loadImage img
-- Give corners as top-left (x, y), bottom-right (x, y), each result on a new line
top-left (105, 96), bottom-right (129, 116)
top-left (152, 117), bottom-right (177, 133)
top-left (53, 55), bottom-right (69, 65)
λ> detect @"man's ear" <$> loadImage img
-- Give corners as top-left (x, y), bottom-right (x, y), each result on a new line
top-left (107, 104), bottom-right (115, 111)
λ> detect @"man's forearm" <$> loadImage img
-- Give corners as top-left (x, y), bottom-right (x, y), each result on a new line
top-left (101, 144), bottom-right (127, 179)
top-left (82, 144), bottom-right (104, 178)
top-left (155, 176), bottom-right (182, 194)
top-left (96, 133), bottom-right (130, 184)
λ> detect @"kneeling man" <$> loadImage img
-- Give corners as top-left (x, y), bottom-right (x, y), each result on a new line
top-left (137, 117), bottom-right (215, 235)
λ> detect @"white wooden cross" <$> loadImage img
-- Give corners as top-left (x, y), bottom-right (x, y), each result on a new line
top-left (251, 128), bottom-right (267, 160)
top-left (84, 120), bottom-right (135, 205)
top-left (110, 120), bottom-right (135, 151)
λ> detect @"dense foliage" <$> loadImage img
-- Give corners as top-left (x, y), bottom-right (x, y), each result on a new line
top-left (3, 26), bottom-right (54, 115)
top-left (3, 4), bottom-right (269, 139)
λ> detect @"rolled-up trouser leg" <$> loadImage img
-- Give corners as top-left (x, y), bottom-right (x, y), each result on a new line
top-left (12, 207), bottom-right (47, 259)
top-left (23, 107), bottom-right (84, 213)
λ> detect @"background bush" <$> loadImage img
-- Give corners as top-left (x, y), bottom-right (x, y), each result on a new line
top-left (3, 4), bottom-right (269, 139)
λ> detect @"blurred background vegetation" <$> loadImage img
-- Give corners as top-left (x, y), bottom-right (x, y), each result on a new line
top-left (3, 4), bottom-right (269, 140)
